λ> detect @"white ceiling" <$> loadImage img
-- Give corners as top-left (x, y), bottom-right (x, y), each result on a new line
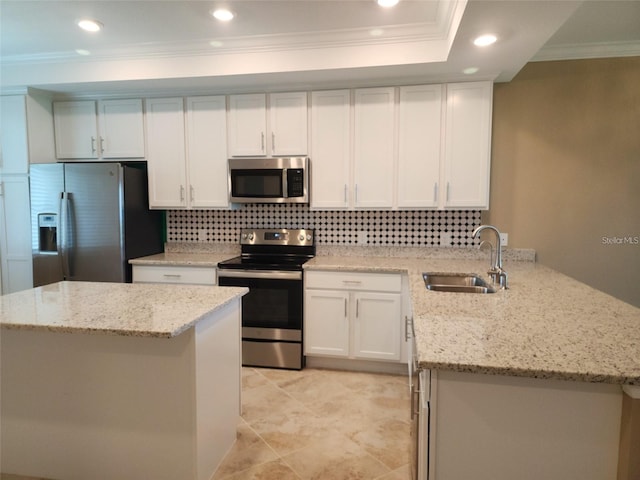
top-left (1, 0), bottom-right (639, 97)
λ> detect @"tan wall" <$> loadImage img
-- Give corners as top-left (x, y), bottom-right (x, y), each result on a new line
top-left (487, 57), bottom-right (640, 307)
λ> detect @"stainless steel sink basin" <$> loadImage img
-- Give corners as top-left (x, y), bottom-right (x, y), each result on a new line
top-left (422, 272), bottom-right (496, 294)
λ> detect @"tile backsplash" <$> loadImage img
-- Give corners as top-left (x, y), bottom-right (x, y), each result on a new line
top-left (167, 205), bottom-right (482, 247)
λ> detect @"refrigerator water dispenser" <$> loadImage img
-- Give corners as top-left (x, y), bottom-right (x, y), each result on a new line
top-left (38, 213), bottom-right (58, 253)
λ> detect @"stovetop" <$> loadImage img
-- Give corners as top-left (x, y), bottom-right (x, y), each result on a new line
top-left (217, 228), bottom-right (315, 272)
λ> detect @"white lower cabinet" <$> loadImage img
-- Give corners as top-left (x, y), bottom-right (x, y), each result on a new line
top-left (132, 265), bottom-right (216, 286)
top-left (304, 270), bottom-right (402, 362)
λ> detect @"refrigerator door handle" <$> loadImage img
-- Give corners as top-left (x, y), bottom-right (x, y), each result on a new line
top-left (60, 192), bottom-right (73, 279)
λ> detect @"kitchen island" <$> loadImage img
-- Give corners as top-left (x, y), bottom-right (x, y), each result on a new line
top-left (0, 281), bottom-right (248, 480)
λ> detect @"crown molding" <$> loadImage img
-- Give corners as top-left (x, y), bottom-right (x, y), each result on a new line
top-left (532, 40), bottom-right (640, 62)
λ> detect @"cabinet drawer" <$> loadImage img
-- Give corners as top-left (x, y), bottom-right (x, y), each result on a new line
top-left (305, 270), bottom-right (401, 293)
top-left (132, 265), bottom-right (216, 285)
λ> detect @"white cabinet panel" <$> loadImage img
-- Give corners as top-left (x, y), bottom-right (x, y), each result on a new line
top-left (443, 82), bottom-right (492, 209)
top-left (305, 270), bottom-right (403, 363)
top-left (353, 87), bottom-right (395, 208)
top-left (397, 85), bottom-right (443, 208)
top-left (54, 99), bottom-right (145, 160)
top-left (132, 265), bottom-right (216, 285)
top-left (186, 96), bottom-right (228, 208)
top-left (310, 90), bottom-right (351, 209)
top-left (145, 97), bottom-right (187, 208)
top-left (0, 176), bottom-right (33, 293)
top-left (0, 96), bottom-right (29, 174)
top-left (53, 101), bottom-right (98, 159)
top-left (227, 94), bottom-right (267, 157)
top-left (269, 92), bottom-right (308, 156)
top-left (353, 292), bottom-right (402, 361)
top-left (98, 99), bottom-right (145, 158)
top-left (304, 289), bottom-right (350, 357)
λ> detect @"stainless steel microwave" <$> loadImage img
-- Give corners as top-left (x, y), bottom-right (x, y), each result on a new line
top-left (228, 157), bottom-right (309, 204)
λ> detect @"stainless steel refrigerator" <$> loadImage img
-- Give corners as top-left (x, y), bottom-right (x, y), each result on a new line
top-left (30, 162), bottom-right (163, 286)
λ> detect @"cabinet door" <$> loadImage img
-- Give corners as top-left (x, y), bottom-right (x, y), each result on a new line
top-left (145, 98), bottom-right (187, 209)
top-left (353, 292), bottom-right (402, 361)
top-left (97, 99), bottom-right (145, 158)
top-left (397, 85), bottom-right (443, 208)
top-left (0, 176), bottom-right (33, 293)
top-left (269, 92), bottom-right (308, 156)
top-left (53, 101), bottom-right (98, 159)
top-left (186, 96), bottom-right (229, 208)
top-left (310, 90), bottom-right (351, 209)
top-left (0, 95), bottom-right (29, 175)
top-left (353, 87), bottom-right (395, 208)
top-left (228, 94), bottom-right (267, 157)
top-left (304, 289), bottom-right (350, 357)
top-left (443, 82), bottom-right (492, 209)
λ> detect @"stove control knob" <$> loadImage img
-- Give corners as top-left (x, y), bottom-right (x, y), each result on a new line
top-left (306, 234), bottom-right (312, 241)
top-left (248, 233), bottom-right (254, 241)
top-left (299, 234), bottom-right (305, 242)
top-left (241, 233), bottom-right (247, 240)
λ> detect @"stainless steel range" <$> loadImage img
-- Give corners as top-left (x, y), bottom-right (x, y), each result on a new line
top-left (217, 228), bottom-right (315, 370)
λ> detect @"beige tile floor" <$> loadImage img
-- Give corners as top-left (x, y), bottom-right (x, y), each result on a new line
top-left (213, 367), bottom-right (413, 480)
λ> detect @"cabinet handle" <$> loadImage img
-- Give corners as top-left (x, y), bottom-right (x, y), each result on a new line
top-left (344, 184), bottom-right (348, 205)
top-left (261, 132), bottom-right (265, 152)
top-left (356, 299), bottom-right (360, 318)
top-left (355, 184), bottom-right (359, 204)
top-left (190, 185), bottom-right (195, 203)
top-left (180, 185), bottom-right (185, 202)
top-left (344, 298), bottom-right (348, 318)
top-left (446, 182), bottom-right (450, 202)
top-left (272, 132), bottom-right (276, 151)
top-left (411, 384), bottom-right (421, 420)
top-left (434, 183), bottom-right (438, 203)
top-left (163, 274), bottom-right (182, 278)
top-left (342, 280), bottom-right (362, 285)
top-left (99, 136), bottom-right (105, 155)
top-left (91, 136), bottom-right (96, 154)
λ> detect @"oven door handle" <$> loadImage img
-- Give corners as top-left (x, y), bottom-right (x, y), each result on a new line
top-left (217, 270), bottom-right (302, 281)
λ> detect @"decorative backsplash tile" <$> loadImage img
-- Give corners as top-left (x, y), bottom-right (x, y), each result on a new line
top-left (167, 205), bottom-right (482, 247)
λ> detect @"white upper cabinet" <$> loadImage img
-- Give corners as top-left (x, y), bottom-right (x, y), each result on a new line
top-left (228, 92), bottom-right (308, 157)
top-left (443, 81), bottom-right (492, 209)
top-left (310, 90), bottom-right (351, 209)
top-left (97, 99), bottom-right (145, 158)
top-left (227, 94), bottom-right (267, 157)
top-left (353, 87), bottom-right (396, 208)
top-left (269, 92), bottom-right (308, 156)
top-left (185, 96), bottom-right (228, 208)
top-left (0, 95), bottom-right (29, 175)
top-left (53, 99), bottom-right (144, 160)
top-left (146, 96), bottom-right (229, 210)
top-left (145, 97), bottom-right (187, 208)
top-left (397, 85), bottom-right (444, 209)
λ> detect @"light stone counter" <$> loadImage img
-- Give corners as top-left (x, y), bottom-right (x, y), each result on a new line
top-left (129, 251), bottom-right (236, 267)
top-left (0, 281), bottom-right (248, 338)
top-left (304, 254), bottom-right (640, 386)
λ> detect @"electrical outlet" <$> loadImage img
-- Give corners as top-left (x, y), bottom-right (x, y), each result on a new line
top-left (440, 232), bottom-right (452, 246)
top-left (357, 231), bottom-right (368, 245)
top-left (500, 232), bottom-right (509, 247)
top-left (198, 229), bottom-right (208, 242)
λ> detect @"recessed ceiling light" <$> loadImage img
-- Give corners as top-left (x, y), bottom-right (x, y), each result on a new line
top-left (75, 49), bottom-right (91, 56)
top-left (369, 28), bottom-right (384, 37)
top-left (377, 0), bottom-right (399, 7)
top-left (463, 67), bottom-right (479, 75)
top-left (77, 19), bottom-right (103, 32)
top-left (211, 9), bottom-right (234, 21)
top-left (473, 34), bottom-right (497, 47)
top-left (209, 40), bottom-right (224, 48)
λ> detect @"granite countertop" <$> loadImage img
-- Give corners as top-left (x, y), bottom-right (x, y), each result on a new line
top-left (129, 251), bottom-right (235, 266)
top-left (305, 254), bottom-right (640, 386)
top-left (0, 281), bottom-right (248, 338)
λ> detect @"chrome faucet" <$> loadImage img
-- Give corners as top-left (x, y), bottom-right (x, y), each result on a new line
top-left (472, 225), bottom-right (508, 289)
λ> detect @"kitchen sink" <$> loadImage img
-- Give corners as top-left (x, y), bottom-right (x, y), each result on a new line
top-left (422, 272), bottom-right (496, 294)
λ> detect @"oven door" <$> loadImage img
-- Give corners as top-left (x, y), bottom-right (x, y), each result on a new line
top-left (217, 270), bottom-right (303, 341)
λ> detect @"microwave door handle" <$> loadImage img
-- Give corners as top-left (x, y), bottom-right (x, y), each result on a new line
top-left (282, 168), bottom-right (288, 198)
